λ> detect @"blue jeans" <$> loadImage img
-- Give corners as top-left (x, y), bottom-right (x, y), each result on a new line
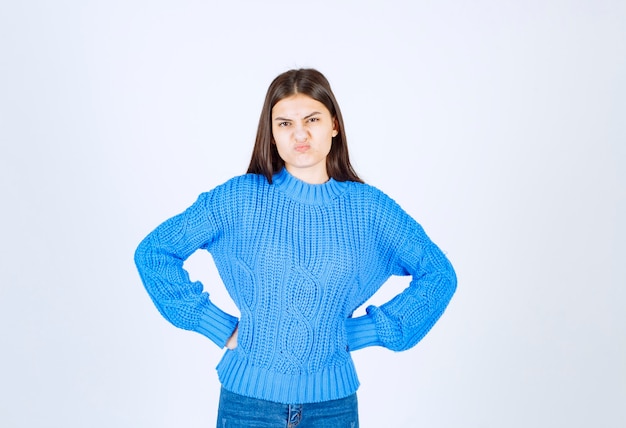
top-left (216, 387), bottom-right (359, 428)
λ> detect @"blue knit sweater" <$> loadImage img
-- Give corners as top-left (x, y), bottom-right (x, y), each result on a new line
top-left (135, 168), bottom-right (456, 404)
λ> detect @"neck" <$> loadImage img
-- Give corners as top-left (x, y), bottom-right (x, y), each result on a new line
top-left (285, 165), bottom-right (329, 184)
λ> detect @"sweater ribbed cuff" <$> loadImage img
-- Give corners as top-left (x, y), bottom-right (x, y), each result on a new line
top-left (345, 313), bottom-right (382, 351)
top-left (197, 303), bottom-right (239, 348)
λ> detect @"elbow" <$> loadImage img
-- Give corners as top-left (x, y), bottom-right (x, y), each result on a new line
top-left (134, 243), bottom-right (142, 270)
top-left (435, 256), bottom-right (457, 306)
top-left (134, 235), bottom-right (153, 274)
top-left (134, 237), bottom-right (158, 293)
top-left (445, 265), bottom-right (457, 301)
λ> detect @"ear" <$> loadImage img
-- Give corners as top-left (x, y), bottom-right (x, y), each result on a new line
top-left (332, 118), bottom-right (339, 137)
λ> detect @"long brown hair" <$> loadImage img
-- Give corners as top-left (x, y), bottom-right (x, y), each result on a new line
top-left (247, 69), bottom-right (363, 183)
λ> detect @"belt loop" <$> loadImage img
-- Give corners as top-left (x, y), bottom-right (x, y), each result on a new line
top-left (287, 403), bottom-right (303, 427)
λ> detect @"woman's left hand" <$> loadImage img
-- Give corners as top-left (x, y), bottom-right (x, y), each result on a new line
top-left (226, 327), bottom-right (238, 350)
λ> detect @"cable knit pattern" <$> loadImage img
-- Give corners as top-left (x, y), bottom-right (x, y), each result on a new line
top-left (135, 168), bottom-right (456, 404)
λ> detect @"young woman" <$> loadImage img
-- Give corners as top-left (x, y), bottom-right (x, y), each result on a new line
top-left (135, 68), bottom-right (457, 427)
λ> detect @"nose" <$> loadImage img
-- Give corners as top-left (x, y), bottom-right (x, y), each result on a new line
top-left (294, 123), bottom-right (307, 142)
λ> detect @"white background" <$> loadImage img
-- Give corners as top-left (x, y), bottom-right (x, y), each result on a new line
top-left (1, 1), bottom-right (624, 427)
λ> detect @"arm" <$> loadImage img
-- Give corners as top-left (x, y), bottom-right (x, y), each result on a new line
top-left (134, 192), bottom-right (238, 348)
top-left (346, 194), bottom-right (457, 352)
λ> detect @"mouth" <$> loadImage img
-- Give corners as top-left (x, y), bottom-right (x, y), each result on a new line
top-left (294, 144), bottom-right (310, 153)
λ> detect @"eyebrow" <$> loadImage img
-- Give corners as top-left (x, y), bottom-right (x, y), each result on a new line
top-left (273, 111), bottom-right (323, 121)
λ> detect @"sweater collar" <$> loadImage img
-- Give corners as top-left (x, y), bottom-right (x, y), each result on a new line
top-left (272, 168), bottom-right (348, 204)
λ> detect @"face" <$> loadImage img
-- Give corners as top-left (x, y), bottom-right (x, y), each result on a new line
top-left (271, 94), bottom-right (338, 184)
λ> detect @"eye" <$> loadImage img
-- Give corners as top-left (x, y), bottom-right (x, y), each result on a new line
top-left (307, 117), bottom-right (320, 123)
top-left (278, 121), bottom-right (290, 127)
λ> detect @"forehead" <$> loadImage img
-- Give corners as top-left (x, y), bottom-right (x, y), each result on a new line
top-left (271, 94), bottom-right (331, 118)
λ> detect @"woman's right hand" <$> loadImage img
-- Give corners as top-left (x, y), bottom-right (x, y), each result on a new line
top-left (226, 326), bottom-right (238, 350)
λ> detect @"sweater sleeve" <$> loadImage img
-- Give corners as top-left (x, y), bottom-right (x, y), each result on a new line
top-left (346, 192), bottom-right (457, 352)
top-left (134, 192), bottom-right (239, 348)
